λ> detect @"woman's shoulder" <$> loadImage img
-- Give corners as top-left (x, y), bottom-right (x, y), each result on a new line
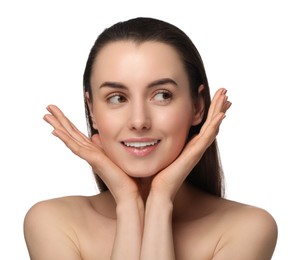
top-left (24, 193), bottom-right (116, 259)
top-left (24, 195), bottom-right (95, 239)
top-left (174, 187), bottom-right (277, 259)
top-left (216, 196), bottom-right (277, 234)
top-left (23, 195), bottom-right (88, 258)
top-left (206, 195), bottom-right (278, 259)
top-left (24, 192), bottom-right (115, 224)
top-left (25, 195), bottom-right (94, 220)
top-left (213, 194), bottom-right (272, 216)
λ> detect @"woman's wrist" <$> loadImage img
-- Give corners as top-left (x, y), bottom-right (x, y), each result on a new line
top-left (146, 190), bottom-right (174, 213)
top-left (115, 196), bottom-right (144, 216)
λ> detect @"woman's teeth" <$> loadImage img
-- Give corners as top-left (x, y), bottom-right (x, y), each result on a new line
top-left (123, 140), bottom-right (159, 148)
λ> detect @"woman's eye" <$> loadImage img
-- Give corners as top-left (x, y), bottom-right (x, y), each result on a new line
top-left (107, 94), bottom-right (127, 104)
top-left (153, 90), bottom-right (173, 103)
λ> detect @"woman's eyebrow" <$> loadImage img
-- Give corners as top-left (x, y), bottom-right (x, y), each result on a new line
top-left (99, 78), bottom-right (178, 90)
top-left (147, 78), bottom-right (178, 88)
top-left (99, 81), bottom-right (127, 89)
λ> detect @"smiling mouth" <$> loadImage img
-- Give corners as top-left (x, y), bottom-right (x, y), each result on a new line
top-left (122, 140), bottom-right (160, 149)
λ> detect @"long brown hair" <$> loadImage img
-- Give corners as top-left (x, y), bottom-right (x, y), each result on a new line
top-left (83, 17), bottom-right (224, 197)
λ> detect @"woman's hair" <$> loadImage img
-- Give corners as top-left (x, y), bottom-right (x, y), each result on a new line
top-left (83, 17), bottom-right (224, 197)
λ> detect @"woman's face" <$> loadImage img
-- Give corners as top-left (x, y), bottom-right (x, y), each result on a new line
top-left (88, 41), bottom-right (203, 178)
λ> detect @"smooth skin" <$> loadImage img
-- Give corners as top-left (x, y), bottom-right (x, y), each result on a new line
top-left (24, 41), bottom-right (277, 260)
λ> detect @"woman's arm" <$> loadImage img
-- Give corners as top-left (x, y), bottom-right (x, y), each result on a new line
top-left (140, 193), bottom-right (175, 259)
top-left (140, 88), bottom-right (231, 259)
top-left (42, 106), bottom-right (144, 260)
top-left (111, 197), bottom-right (144, 260)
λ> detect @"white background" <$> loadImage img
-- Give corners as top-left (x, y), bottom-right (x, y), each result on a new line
top-left (1, 0), bottom-right (301, 259)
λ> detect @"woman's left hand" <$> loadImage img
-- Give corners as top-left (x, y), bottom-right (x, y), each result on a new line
top-left (150, 88), bottom-right (231, 201)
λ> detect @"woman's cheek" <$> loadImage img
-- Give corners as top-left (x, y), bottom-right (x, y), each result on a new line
top-left (162, 107), bottom-right (193, 133)
top-left (161, 113), bottom-right (192, 151)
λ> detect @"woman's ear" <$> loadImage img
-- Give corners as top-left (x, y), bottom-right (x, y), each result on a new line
top-left (85, 92), bottom-right (98, 130)
top-left (192, 85), bottom-right (205, 126)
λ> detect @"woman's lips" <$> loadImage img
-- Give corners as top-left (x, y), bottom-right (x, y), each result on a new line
top-left (121, 139), bottom-right (160, 157)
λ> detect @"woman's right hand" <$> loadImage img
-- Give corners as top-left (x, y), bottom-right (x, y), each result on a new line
top-left (43, 105), bottom-right (140, 204)
top-left (44, 105), bottom-right (144, 260)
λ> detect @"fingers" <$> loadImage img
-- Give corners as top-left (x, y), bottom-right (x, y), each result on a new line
top-left (206, 88), bottom-right (224, 120)
top-left (219, 93), bottom-right (232, 114)
top-left (44, 106), bottom-right (93, 159)
top-left (208, 88), bottom-right (231, 120)
top-left (199, 88), bottom-right (231, 137)
top-left (43, 105), bottom-right (141, 202)
top-left (44, 105), bottom-right (88, 143)
top-left (51, 127), bottom-right (85, 157)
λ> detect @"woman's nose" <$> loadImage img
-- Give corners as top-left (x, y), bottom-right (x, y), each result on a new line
top-left (127, 102), bottom-right (151, 131)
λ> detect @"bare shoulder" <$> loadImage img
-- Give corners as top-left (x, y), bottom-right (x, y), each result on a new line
top-left (24, 195), bottom-right (95, 230)
top-left (174, 187), bottom-right (277, 259)
top-left (213, 197), bottom-right (278, 260)
top-left (24, 196), bottom-right (89, 259)
top-left (24, 193), bottom-right (114, 259)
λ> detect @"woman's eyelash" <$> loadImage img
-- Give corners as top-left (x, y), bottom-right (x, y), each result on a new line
top-left (153, 90), bottom-right (173, 102)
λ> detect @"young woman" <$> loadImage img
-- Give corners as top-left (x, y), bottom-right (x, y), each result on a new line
top-left (24, 17), bottom-right (278, 259)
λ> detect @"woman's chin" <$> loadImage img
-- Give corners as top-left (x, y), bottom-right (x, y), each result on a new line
top-left (120, 165), bottom-right (161, 179)
top-left (116, 159), bottom-right (175, 179)
top-left (125, 170), bottom-right (157, 179)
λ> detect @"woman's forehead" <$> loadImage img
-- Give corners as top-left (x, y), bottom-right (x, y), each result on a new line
top-left (91, 41), bottom-right (187, 83)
